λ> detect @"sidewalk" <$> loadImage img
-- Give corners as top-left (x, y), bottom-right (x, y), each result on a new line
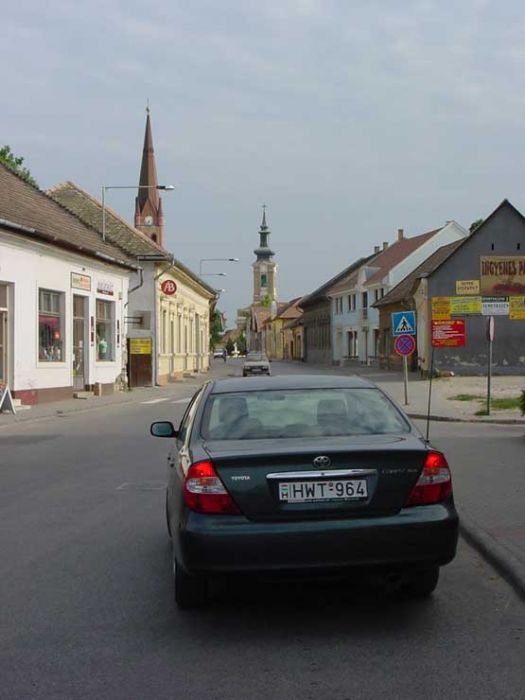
top-left (0, 359), bottom-right (236, 428)
top-left (1, 360), bottom-right (524, 601)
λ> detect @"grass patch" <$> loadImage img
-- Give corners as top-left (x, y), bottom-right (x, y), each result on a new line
top-left (450, 394), bottom-right (522, 412)
top-left (489, 397), bottom-right (521, 410)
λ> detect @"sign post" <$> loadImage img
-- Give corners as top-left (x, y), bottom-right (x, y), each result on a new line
top-left (393, 334), bottom-right (416, 405)
top-left (486, 316), bottom-right (495, 415)
top-left (391, 312), bottom-right (417, 407)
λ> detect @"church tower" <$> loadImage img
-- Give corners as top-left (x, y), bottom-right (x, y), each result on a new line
top-left (252, 206), bottom-right (277, 304)
top-left (134, 109), bottom-right (164, 246)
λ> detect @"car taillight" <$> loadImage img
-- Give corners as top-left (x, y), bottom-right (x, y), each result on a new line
top-left (406, 451), bottom-right (452, 506)
top-left (183, 460), bottom-right (240, 515)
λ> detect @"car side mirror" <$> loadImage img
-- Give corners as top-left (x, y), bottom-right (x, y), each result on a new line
top-left (150, 421), bottom-right (178, 438)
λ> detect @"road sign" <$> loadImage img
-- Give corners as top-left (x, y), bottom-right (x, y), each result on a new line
top-left (482, 297), bottom-right (509, 316)
top-left (391, 311), bottom-right (416, 336)
top-left (394, 334), bottom-right (416, 357)
top-left (431, 320), bottom-right (466, 347)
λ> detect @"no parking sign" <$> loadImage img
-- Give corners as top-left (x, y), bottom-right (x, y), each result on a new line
top-left (394, 334), bottom-right (416, 357)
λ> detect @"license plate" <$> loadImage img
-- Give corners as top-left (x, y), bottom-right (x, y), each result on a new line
top-left (278, 479), bottom-right (368, 503)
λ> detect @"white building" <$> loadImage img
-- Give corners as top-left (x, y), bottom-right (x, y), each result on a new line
top-left (0, 164), bottom-right (136, 404)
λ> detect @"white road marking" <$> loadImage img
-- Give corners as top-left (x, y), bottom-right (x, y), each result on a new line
top-left (140, 398), bottom-right (171, 404)
top-left (172, 398), bottom-right (191, 404)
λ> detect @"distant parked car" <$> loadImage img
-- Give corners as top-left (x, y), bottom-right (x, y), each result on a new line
top-left (213, 349), bottom-right (227, 360)
top-left (242, 352), bottom-right (271, 377)
top-left (150, 374), bottom-right (458, 608)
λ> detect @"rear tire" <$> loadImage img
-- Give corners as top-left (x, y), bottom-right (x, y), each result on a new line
top-left (173, 559), bottom-right (208, 609)
top-left (398, 566), bottom-right (440, 599)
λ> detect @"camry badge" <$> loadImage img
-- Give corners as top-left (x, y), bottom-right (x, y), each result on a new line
top-left (313, 455), bottom-right (331, 468)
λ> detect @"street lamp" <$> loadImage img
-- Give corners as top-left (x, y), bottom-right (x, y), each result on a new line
top-left (101, 184), bottom-right (175, 241)
top-left (200, 272), bottom-right (227, 277)
top-left (199, 257), bottom-right (239, 275)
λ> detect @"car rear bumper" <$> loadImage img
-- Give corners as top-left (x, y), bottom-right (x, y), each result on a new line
top-left (177, 504), bottom-right (459, 575)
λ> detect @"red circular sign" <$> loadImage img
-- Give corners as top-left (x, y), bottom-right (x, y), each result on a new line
top-left (160, 279), bottom-right (177, 295)
top-left (394, 334), bottom-right (416, 357)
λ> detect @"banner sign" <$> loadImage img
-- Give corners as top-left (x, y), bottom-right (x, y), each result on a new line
top-left (450, 296), bottom-right (482, 315)
top-left (456, 280), bottom-right (480, 295)
top-left (509, 296), bottom-right (525, 320)
top-left (480, 256), bottom-right (525, 296)
top-left (431, 297), bottom-right (451, 321)
top-left (482, 297), bottom-right (509, 316)
top-left (71, 272), bottom-right (91, 291)
top-left (431, 320), bottom-right (466, 348)
top-left (129, 337), bottom-right (152, 355)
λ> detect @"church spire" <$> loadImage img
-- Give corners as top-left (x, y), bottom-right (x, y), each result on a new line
top-left (254, 204), bottom-right (274, 259)
top-left (252, 204), bottom-right (277, 304)
top-left (135, 108), bottom-right (164, 246)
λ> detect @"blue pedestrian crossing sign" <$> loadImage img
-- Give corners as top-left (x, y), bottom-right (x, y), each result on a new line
top-left (391, 310), bottom-right (416, 337)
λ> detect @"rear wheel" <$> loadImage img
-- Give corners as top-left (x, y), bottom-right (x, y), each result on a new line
top-left (173, 559), bottom-right (208, 609)
top-left (398, 566), bottom-right (440, 598)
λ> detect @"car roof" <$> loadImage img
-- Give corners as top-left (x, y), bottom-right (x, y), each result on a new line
top-left (209, 374), bottom-right (377, 394)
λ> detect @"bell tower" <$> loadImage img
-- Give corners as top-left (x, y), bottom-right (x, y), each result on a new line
top-left (134, 108), bottom-right (164, 246)
top-left (252, 205), bottom-right (277, 304)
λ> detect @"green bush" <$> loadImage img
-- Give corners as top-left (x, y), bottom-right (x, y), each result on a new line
top-left (520, 390), bottom-right (525, 416)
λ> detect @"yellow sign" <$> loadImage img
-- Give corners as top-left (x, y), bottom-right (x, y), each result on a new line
top-left (450, 296), bottom-right (482, 315)
top-left (129, 337), bottom-right (152, 354)
top-left (480, 256), bottom-right (525, 296)
top-left (431, 297), bottom-right (451, 321)
top-left (456, 280), bottom-right (480, 295)
top-left (509, 296), bottom-right (525, 320)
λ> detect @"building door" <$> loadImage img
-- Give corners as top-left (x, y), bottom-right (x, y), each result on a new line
top-left (0, 284), bottom-right (11, 387)
top-left (73, 295), bottom-right (87, 390)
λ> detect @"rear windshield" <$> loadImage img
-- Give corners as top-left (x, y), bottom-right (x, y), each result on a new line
top-left (246, 353), bottom-right (267, 361)
top-left (201, 388), bottom-right (410, 440)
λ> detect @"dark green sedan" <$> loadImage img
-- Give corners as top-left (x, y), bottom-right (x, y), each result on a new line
top-left (151, 375), bottom-right (458, 608)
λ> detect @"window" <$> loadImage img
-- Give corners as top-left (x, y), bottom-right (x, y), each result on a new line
top-left (202, 388), bottom-right (410, 440)
top-left (39, 289), bottom-right (65, 362)
top-left (161, 309), bottom-right (167, 353)
top-left (96, 299), bottom-right (114, 361)
top-left (261, 273), bottom-right (268, 287)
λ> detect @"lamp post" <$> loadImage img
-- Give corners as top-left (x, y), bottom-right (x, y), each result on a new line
top-left (200, 272), bottom-right (228, 277)
top-left (199, 257), bottom-right (239, 276)
top-left (101, 184), bottom-right (174, 241)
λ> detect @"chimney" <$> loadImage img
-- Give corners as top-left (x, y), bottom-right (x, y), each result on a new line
top-left (374, 245), bottom-right (380, 254)
top-left (383, 241), bottom-right (389, 250)
top-left (397, 228), bottom-right (404, 241)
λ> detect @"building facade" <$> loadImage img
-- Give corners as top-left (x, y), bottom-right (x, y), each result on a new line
top-left (0, 164), bottom-right (135, 404)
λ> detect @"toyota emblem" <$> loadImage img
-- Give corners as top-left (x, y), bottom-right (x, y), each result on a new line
top-left (313, 455), bottom-right (331, 468)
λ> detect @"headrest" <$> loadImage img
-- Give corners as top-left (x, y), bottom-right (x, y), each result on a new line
top-left (317, 398), bottom-right (348, 424)
top-left (219, 396), bottom-right (248, 422)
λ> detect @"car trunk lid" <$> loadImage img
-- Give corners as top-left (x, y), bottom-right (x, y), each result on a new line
top-left (203, 435), bottom-right (428, 521)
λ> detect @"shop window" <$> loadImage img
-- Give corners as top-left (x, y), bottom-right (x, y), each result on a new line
top-left (96, 299), bottom-right (114, 361)
top-left (39, 289), bottom-right (65, 362)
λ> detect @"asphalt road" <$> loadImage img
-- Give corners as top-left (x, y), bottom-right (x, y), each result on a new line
top-left (1, 364), bottom-right (524, 700)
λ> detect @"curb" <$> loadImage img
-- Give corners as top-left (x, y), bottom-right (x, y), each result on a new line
top-left (459, 513), bottom-right (525, 602)
top-left (407, 412), bottom-right (525, 426)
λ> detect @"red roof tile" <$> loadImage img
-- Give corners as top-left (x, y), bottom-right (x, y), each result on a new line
top-left (365, 229), bottom-right (440, 286)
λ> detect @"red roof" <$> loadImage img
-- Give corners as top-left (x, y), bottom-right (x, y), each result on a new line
top-left (365, 229), bottom-right (440, 286)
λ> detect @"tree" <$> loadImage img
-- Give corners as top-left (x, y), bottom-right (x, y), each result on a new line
top-left (469, 218), bottom-right (483, 233)
top-left (0, 145), bottom-right (38, 187)
top-left (209, 309), bottom-right (224, 350)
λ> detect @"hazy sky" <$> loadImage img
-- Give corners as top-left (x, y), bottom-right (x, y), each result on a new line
top-left (4, 1), bottom-right (525, 324)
